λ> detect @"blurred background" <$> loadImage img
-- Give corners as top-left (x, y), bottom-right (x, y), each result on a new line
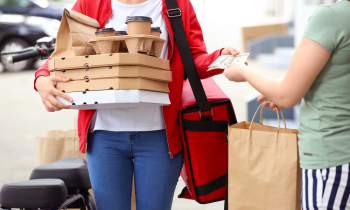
top-left (0, 0), bottom-right (340, 209)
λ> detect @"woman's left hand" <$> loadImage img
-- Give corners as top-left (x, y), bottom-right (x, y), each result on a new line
top-left (224, 63), bottom-right (249, 82)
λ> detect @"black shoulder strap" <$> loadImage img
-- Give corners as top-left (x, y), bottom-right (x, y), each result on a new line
top-left (164, 0), bottom-right (212, 120)
top-left (165, 2), bottom-right (228, 207)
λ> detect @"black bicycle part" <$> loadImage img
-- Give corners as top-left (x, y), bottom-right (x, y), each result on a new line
top-left (10, 49), bottom-right (40, 63)
top-left (8, 47), bottom-right (54, 63)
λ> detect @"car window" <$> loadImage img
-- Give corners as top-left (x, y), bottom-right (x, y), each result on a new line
top-left (0, 0), bottom-right (29, 7)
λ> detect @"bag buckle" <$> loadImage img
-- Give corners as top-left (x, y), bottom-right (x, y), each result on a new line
top-left (199, 109), bottom-right (213, 118)
top-left (167, 8), bottom-right (182, 18)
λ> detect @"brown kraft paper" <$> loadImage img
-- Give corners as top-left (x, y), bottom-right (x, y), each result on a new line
top-left (37, 130), bottom-right (137, 210)
top-left (227, 106), bottom-right (301, 210)
top-left (51, 9), bottom-right (100, 58)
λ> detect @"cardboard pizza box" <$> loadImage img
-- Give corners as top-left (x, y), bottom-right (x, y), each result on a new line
top-left (56, 89), bottom-right (170, 110)
top-left (51, 66), bottom-right (172, 82)
top-left (49, 53), bottom-right (169, 71)
top-left (56, 77), bottom-right (169, 93)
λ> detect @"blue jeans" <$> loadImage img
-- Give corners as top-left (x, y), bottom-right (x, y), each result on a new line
top-left (87, 130), bottom-right (183, 210)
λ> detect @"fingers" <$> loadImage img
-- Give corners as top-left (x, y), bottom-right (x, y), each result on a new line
top-left (44, 100), bottom-right (60, 112)
top-left (231, 51), bottom-right (242, 56)
top-left (52, 88), bottom-right (73, 103)
top-left (276, 105), bottom-right (283, 111)
top-left (262, 102), bottom-right (270, 107)
top-left (51, 75), bottom-right (70, 85)
top-left (257, 95), bottom-right (283, 112)
top-left (48, 95), bottom-right (70, 110)
top-left (257, 95), bottom-right (266, 102)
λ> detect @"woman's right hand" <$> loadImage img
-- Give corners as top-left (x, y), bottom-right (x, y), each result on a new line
top-left (257, 95), bottom-right (283, 112)
top-left (35, 76), bottom-right (73, 112)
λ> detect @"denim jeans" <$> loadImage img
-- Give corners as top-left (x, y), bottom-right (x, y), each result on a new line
top-left (87, 130), bottom-right (183, 210)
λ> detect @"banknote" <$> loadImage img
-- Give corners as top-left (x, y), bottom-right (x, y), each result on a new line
top-left (208, 53), bottom-right (250, 71)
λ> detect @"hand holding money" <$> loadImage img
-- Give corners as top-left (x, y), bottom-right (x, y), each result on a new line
top-left (224, 62), bottom-right (249, 83)
top-left (208, 53), bottom-right (250, 71)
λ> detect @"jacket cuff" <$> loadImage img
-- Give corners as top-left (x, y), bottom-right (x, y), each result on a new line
top-left (218, 48), bottom-right (225, 56)
top-left (34, 70), bottom-right (50, 92)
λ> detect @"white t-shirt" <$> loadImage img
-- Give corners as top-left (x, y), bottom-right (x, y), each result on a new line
top-left (89, 0), bottom-right (169, 132)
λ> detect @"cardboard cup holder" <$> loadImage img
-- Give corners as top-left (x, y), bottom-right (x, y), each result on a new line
top-left (89, 35), bottom-right (166, 57)
top-left (96, 40), bottom-right (114, 54)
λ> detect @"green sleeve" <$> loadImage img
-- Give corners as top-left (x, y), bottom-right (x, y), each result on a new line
top-left (303, 6), bottom-right (345, 53)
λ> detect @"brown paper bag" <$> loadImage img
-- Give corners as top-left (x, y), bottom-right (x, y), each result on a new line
top-left (51, 9), bottom-right (100, 58)
top-left (37, 129), bottom-right (136, 210)
top-left (37, 129), bottom-right (86, 165)
top-left (228, 105), bottom-right (301, 210)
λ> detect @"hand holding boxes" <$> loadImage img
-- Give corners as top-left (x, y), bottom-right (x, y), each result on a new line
top-left (50, 11), bottom-right (171, 110)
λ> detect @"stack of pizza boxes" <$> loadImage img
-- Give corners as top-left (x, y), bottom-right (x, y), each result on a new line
top-left (50, 13), bottom-right (171, 110)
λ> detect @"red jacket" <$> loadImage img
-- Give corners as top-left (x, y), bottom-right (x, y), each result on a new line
top-left (34, 0), bottom-right (224, 157)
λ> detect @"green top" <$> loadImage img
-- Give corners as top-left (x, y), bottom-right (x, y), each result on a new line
top-left (299, 0), bottom-right (350, 169)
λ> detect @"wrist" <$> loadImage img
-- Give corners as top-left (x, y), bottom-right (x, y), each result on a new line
top-left (35, 76), bottom-right (45, 90)
top-left (242, 66), bottom-right (250, 81)
top-left (220, 48), bottom-right (226, 55)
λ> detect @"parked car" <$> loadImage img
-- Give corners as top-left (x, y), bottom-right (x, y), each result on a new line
top-left (0, 0), bottom-right (63, 20)
top-left (0, 0), bottom-right (64, 72)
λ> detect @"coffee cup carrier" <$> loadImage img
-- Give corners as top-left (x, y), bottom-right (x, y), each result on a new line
top-left (89, 35), bottom-right (166, 57)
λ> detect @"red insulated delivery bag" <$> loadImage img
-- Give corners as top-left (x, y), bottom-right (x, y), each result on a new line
top-left (165, 0), bottom-right (237, 204)
top-left (178, 78), bottom-right (237, 204)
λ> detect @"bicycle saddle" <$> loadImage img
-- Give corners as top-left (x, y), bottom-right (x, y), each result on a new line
top-left (30, 158), bottom-right (92, 189)
top-left (0, 179), bottom-right (67, 209)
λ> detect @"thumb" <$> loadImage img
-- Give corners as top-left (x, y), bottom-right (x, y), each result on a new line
top-left (51, 75), bottom-right (70, 86)
top-left (231, 51), bottom-right (238, 56)
top-left (51, 75), bottom-right (70, 82)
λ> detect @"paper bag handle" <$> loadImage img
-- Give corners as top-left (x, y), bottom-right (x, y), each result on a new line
top-left (259, 101), bottom-right (286, 128)
top-left (249, 100), bottom-right (286, 140)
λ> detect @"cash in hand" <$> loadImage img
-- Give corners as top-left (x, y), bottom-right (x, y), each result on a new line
top-left (208, 53), bottom-right (250, 71)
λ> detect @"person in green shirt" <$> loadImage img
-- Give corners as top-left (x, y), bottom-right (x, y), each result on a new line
top-left (224, 0), bottom-right (350, 209)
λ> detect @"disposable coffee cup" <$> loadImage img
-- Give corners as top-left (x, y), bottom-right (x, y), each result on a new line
top-left (150, 27), bottom-right (162, 37)
top-left (115, 31), bottom-right (128, 36)
top-left (126, 16), bottom-right (152, 35)
top-left (95, 28), bottom-right (115, 37)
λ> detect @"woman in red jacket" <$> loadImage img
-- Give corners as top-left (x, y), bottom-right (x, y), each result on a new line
top-left (34, 0), bottom-right (241, 209)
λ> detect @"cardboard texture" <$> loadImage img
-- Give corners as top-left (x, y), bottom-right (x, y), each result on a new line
top-left (95, 40), bottom-right (114, 54)
top-left (52, 66), bottom-right (172, 82)
top-left (49, 53), bottom-right (169, 71)
top-left (89, 35), bottom-right (166, 57)
top-left (56, 77), bottom-right (169, 93)
top-left (52, 9), bottom-right (100, 57)
top-left (228, 116), bottom-right (301, 210)
top-left (56, 89), bottom-right (170, 110)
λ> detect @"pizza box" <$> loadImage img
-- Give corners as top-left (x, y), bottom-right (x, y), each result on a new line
top-left (56, 89), bottom-right (170, 110)
top-left (56, 77), bottom-right (169, 93)
top-left (49, 53), bottom-right (169, 71)
top-left (51, 66), bottom-right (172, 82)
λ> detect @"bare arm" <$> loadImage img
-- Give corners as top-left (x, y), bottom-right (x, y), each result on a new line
top-left (224, 37), bottom-right (331, 109)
